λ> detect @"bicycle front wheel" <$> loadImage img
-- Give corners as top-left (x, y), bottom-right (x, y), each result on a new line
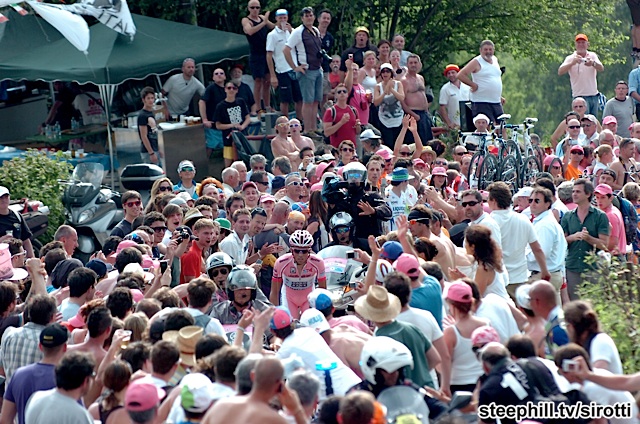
top-left (499, 154), bottom-right (520, 192)
top-left (479, 154), bottom-right (499, 190)
top-left (468, 152), bottom-right (484, 189)
top-left (520, 155), bottom-right (541, 187)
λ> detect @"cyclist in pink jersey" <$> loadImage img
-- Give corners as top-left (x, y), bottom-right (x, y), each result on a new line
top-left (271, 230), bottom-right (327, 318)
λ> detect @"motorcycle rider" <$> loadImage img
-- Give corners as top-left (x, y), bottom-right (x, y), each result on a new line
top-left (205, 252), bottom-right (270, 305)
top-left (324, 212), bottom-right (369, 252)
top-left (324, 162), bottom-right (391, 238)
top-left (210, 265), bottom-right (271, 325)
top-left (351, 336), bottom-right (448, 420)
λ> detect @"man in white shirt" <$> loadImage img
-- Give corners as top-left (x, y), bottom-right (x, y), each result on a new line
top-left (459, 189), bottom-right (501, 248)
top-left (439, 64), bottom-right (470, 129)
top-left (526, 187), bottom-right (567, 307)
top-left (161, 58), bottom-right (206, 118)
top-left (488, 182), bottom-right (550, 299)
top-left (266, 9), bottom-right (302, 117)
top-left (219, 208), bottom-right (251, 265)
top-left (24, 351), bottom-right (96, 424)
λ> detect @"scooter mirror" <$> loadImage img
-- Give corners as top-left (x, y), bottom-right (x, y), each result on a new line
top-left (447, 391), bottom-right (473, 412)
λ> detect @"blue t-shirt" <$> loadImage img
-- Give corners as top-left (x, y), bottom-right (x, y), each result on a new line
top-left (409, 275), bottom-right (443, 329)
top-left (5, 362), bottom-right (56, 424)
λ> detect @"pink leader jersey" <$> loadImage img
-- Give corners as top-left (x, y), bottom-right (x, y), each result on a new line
top-left (273, 253), bottom-right (327, 318)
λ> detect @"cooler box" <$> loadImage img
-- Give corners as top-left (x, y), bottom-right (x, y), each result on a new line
top-left (120, 164), bottom-right (165, 192)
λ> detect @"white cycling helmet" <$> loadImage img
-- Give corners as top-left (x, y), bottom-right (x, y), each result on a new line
top-left (289, 230), bottom-right (314, 248)
top-left (376, 259), bottom-right (393, 283)
top-left (360, 336), bottom-right (414, 385)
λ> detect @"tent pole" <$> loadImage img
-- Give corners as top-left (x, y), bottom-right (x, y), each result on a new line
top-left (99, 84), bottom-right (116, 188)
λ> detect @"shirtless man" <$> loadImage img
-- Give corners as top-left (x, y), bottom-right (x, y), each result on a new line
top-left (406, 206), bottom-right (455, 280)
top-left (202, 356), bottom-right (306, 424)
top-left (401, 55), bottom-right (432, 144)
top-left (271, 116), bottom-right (301, 170)
top-left (610, 138), bottom-right (640, 190)
top-left (288, 118), bottom-right (314, 151)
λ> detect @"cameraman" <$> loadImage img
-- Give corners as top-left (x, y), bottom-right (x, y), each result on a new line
top-left (324, 163), bottom-right (391, 238)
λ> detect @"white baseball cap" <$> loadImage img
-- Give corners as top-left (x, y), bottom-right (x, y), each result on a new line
top-left (300, 308), bottom-right (331, 334)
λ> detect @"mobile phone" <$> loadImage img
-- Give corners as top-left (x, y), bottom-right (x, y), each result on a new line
top-left (160, 260), bottom-right (169, 273)
top-left (562, 359), bottom-right (578, 372)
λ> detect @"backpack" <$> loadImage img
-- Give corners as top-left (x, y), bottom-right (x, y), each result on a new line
top-left (329, 104), bottom-right (359, 123)
top-left (613, 194), bottom-right (639, 245)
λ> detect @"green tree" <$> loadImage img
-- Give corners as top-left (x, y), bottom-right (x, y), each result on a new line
top-left (0, 150), bottom-right (72, 243)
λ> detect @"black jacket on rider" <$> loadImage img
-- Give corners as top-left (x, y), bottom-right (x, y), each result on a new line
top-left (328, 186), bottom-right (391, 238)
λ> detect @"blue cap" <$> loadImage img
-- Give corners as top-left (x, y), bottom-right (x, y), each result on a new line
top-left (380, 241), bottom-right (403, 261)
top-left (308, 288), bottom-right (333, 310)
top-left (86, 259), bottom-right (109, 278)
top-left (272, 176), bottom-right (286, 192)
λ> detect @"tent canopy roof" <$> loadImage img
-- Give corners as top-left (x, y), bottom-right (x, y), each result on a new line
top-left (0, 12), bottom-right (249, 85)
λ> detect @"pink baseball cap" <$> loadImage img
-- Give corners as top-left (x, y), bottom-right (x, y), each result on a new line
top-left (543, 155), bottom-right (558, 167)
top-left (594, 183), bottom-right (613, 196)
top-left (67, 310), bottom-right (85, 328)
top-left (392, 253), bottom-right (421, 279)
top-left (125, 379), bottom-right (165, 412)
top-left (241, 181), bottom-right (258, 191)
top-left (471, 325), bottom-right (500, 346)
top-left (109, 240), bottom-right (139, 258)
top-left (310, 182), bottom-right (323, 192)
top-left (316, 161), bottom-right (335, 177)
top-left (602, 116), bottom-right (617, 126)
top-left (570, 145), bottom-right (584, 154)
top-left (446, 282), bottom-right (472, 303)
top-left (431, 166), bottom-right (448, 177)
top-left (413, 158), bottom-right (426, 168)
top-left (270, 306), bottom-right (292, 330)
top-left (375, 148), bottom-right (394, 161)
top-left (260, 194), bottom-right (276, 203)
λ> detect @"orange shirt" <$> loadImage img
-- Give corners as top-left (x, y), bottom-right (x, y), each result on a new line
top-left (564, 163), bottom-right (582, 181)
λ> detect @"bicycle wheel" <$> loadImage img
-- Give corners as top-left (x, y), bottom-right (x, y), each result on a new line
top-left (479, 154), bottom-right (499, 190)
top-left (532, 145), bottom-right (544, 170)
top-left (501, 139), bottom-right (522, 166)
top-left (467, 152), bottom-right (484, 189)
top-left (499, 154), bottom-right (520, 191)
top-left (520, 155), bottom-right (540, 187)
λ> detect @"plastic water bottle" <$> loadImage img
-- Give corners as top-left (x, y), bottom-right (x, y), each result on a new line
top-left (54, 122), bottom-right (61, 138)
top-left (45, 125), bottom-right (52, 139)
top-left (71, 117), bottom-right (77, 130)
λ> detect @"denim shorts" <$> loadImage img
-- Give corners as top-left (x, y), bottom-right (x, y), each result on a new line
top-left (297, 68), bottom-right (323, 103)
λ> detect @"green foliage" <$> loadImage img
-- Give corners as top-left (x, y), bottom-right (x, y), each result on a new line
top-left (578, 254), bottom-right (640, 373)
top-left (0, 150), bottom-right (73, 243)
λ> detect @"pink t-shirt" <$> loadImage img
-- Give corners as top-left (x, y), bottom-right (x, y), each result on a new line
top-left (562, 51), bottom-right (600, 97)
top-left (323, 105), bottom-right (358, 148)
top-left (604, 205), bottom-right (627, 254)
